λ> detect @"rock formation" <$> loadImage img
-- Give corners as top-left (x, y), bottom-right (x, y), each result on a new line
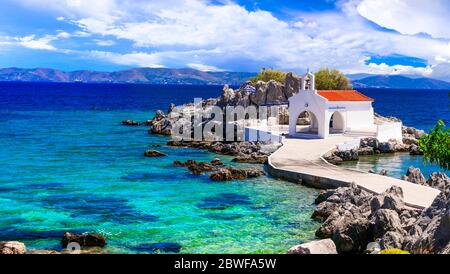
top-left (144, 150), bottom-right (167, 157)
top-left (0, 241), bottom-right (26, 254)
top-left (61, 232), bottom-right (107, 248)
top-left (287, 239), bottom-right (337, 254)
top-left (308, 170), bottom-right (450, 254)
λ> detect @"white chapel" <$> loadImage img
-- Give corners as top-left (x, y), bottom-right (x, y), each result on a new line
top-left (288, 71), bottom-right (402, 141)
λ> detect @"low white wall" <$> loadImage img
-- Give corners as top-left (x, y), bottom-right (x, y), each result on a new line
top-left (244, 127), bottom-right (285, 143)
top-left (336, 138), bottom-right (360, 151)
top-left (377, 122), bottom-right (403, 142)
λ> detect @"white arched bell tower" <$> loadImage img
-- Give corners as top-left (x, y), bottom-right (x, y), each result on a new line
top-left (303, 69), bottom-right (315, 91)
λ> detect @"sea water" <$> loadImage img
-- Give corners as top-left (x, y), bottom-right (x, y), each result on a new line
top-left (0, 83), bottom-right (447, 253)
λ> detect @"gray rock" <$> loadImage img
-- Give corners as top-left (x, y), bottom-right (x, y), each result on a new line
top-left (405, 166), bottom-right (426, 185)
top-left (426, 172), bottom-right (450, 193)
top-left (378, 141), bottom-right (396, 153)
top-left (283, 72), bottom-right (301, 99)
top-left (265, 80), bottom-right (286, 104)
top-left (409, 144), bottom-right (423, 155)
top-left (287, 239), bottom-right (337, 254)
top-left (372, 209), bottom-right (403, 238)
top-left (332, 217), bottom-right (372, 253)
top-left (360, 137), bottom-right (379, 149)
top-left (335, 149), bottom-right (359, 161)
top-left (358, 146), bottom-right (375, 156)
top-left (379, 231), bottom-right (404, 250)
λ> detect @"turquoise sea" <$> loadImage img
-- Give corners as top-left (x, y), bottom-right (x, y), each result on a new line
top-left (0, 82), bottom-right (448, 253)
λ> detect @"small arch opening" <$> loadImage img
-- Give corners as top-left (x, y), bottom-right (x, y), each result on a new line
top-left (296, 111), bottom-right (318, 134)
top-left (329, 111), bottom-right (345, 134)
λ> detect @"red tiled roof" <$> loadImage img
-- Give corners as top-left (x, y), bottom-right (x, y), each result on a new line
top-left (317, 90), bottom-right (374, 102)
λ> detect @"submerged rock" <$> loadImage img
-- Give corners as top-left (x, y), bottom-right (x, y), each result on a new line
top-left (122, 120), bottom-right (139, 126)
top-left (134, 242), bottom-right (182, 254)
top-left (211, 158), bottom-right (224, 166)
top-left (144, 150), bottom-right (167, 157)
top-left (287, 239), bottom-right (337, 254)
top-left (61, 232), bottom-right (107, 248)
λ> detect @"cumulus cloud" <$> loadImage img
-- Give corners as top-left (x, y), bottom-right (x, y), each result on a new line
top-left (0, 34), bottom-right (58, 50)
top-left (357, 0), bottom-right (450, 39)
top-left (5, 0), bottom-right (450, 80)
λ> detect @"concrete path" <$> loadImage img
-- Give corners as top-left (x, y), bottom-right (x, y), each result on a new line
top-left (269, 136), bottom-right (440, 209)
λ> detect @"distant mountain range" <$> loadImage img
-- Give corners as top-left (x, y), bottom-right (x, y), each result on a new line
top-left (1, 67), bottom-right (450, 89)
top-left (350, 75), bottom-right (450, 89)
top-left (0, 67), bottom-right (255, 86)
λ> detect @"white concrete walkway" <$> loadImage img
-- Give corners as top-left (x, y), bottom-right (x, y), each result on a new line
top-left (269, 136), bottom-right (441, 209)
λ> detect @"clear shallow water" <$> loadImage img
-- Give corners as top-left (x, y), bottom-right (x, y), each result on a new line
top-left (343, 88), bottom-right (449, 178)
top-left (0, 82), bottom-right (319, 253)
top-left (341, 153), bottom-right (449, 179)
top-left (0, 83), bottom-right (448, 253)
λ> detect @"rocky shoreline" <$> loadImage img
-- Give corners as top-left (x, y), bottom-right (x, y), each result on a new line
top-left (290, 168), bottom-right (449, 254)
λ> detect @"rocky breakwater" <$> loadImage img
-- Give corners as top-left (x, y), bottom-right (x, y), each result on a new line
top-left (303, 171), bottom-right (449, 254)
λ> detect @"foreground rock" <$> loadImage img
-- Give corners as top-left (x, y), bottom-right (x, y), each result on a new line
top-left (144, 150), bottom-right (167, 157)
top-left (287, 239), bottom-right (337, 254)
top-left (173, 159), bottom-right (264, 180)
top-left (209, 167), bottom-right (265, 181)
top-left (310, 170), bottom-right (449, 254)
top-left (0, 241), bottom-right (26, 254)
top-left (61, 232), bottom-right (107, 248)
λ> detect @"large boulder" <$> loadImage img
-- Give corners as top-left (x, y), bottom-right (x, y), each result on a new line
top-left (283, 72), bottom-right (301, 98)
top-left (372, 209), bottom-right (403, 238)
top-left (332, 217), bottom-right (372, 253)
top-left (0, 241), bottom-right (26, 254)
top-left (209, 168), bottom-right (233, 181)
top-left (335, 149), bottom-right (359, 161)
top-left (404, 166), bottom-right (426, 185)
top-left (265, 80), bottom-right (286, 104)
top-left (426, 172), bottom-right (450, 193)
top-left (405, 191), bottom-right (450, 254)
top-left (378, 141), bottom-right (396, 153)
top-left (61, 232), bottom-right (107, 248)
top-left (287, 239), bottom-right (337, 254)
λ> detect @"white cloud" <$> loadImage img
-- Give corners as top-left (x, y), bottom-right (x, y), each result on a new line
top-left (187, 63), bottom-right (223, 72)
top-left (87, 50), bottom-right (164, 68)
top-left (6, 0), bottom-right (450, 81)
top-left (357, 0), bottom-right (450, 39)
top-left (16, 35), bottom-right (57, 50)
top-left (93, 39), bottom-right (115, 46)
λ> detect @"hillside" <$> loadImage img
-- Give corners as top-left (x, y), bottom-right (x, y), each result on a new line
top-left (0, 67), bottom-right (256, 86)
top-left (352, 75), bottom-right (450, 89)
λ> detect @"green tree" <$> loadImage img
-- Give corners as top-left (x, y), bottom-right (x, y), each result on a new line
top-left (314, 68), bottom-right (352, 90)
top-left (249, 68), bottom-right (287, 85)
top-left (419, 119), bottom-right (450, 170)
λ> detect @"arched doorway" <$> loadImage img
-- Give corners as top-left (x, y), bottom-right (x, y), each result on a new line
top-left (296, 111), bottom-right (319, 134)
top-left (329, 111), bottom-right (345, 134)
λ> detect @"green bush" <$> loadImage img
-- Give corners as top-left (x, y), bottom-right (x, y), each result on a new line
top-left (315, 68), bottom-right (352, 90)
top-left (379, 249), bottom-right (410, 254)
top-left (249, 68), bottom-right (287, 85)
top-left (419, 119), bottom-right (450, 170)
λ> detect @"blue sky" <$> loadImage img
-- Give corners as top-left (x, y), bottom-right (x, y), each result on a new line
top-left (1, 0), bottom-right (450, 81)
